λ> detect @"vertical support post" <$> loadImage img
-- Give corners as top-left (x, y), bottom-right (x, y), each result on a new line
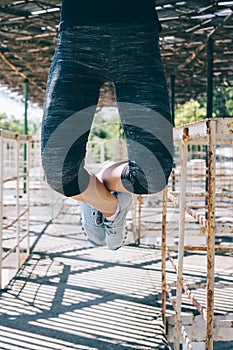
top-left (171, 75), bottom-right (176, 192)
top-left (162, 186), bottom-right (168, 326)
top-left (137, 195), bottom-right (142, 245)
top-left (206, 38), bottom-right (214, 220)
top-left (16, 135), bottom-right (20, 269)
top-left (0, 130), bottom-right (3, 289)
top-left (206, 120), bottom-right (216, 350)
top-left (174, 127), bottom-right (189, 350)
top-left (171, 74), bottom-right (175, 126)
top-left (132, 199), bottom-right (137, 243)
top-left (26, 138), bottom-right (31, 256)
top-left (207, 39), bottom-right (214, 119)
top-left (23, 79), bottom-right (29, 194)
top-left (172, 163), bottom-right (176, 193)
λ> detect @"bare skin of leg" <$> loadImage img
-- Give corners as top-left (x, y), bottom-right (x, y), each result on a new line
top-left (96, 161), bottom-right (129, 193)
top-left (71, 161), bottom-right (129, 218)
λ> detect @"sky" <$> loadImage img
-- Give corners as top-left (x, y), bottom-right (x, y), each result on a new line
top-left (0, 84), bottom-right (118, 123)
top-left (0, 85), bottom-right (43, 124)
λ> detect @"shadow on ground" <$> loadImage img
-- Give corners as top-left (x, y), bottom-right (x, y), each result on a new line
top-left (0, 213), bottom-right (171, 350)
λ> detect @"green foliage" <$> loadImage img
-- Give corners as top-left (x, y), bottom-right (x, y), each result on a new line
top-left (88, 111), bottom-right (124, 161)
top-left (175, 99), bottom-right (206, 126)
top-left (175, 83), bottom-right (233, 126)
top-left (0, 112), bottom-right (40, 136)
top-left (89, 112), bottom-right (123, 141)
top-left (0, 113), bottom-right (24, 133)
top-left (213, 86), bottom-right (233, 117)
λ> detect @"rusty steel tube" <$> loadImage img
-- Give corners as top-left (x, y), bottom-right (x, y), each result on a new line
top-left (206, 120), bottom-right (216, 350)
top-left (174, 127), bottom-right (189, 350)
top-left (167, 249), bottom-right (207, 321)
top-left (167, 191), bottom-right (208, 228)
top-left (167, 284), bottom-right (193, 349)
top-left (181, 325), bottom-right (193, 350)
top-left (184, 245), bottom-right (233, 253)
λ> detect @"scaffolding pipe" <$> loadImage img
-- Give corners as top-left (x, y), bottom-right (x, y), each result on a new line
top-left (0, 131), bottom-right (3, 289)
top-left (171, 74), bottom-right (175, 125)
top-left (206, 120), bottom-right (216, 350)
top-left (206, 38), bottom-right (214, 119)
top-left (137, 195), bottom-right (142, 245)
top-left (26, 138), bottom-right (30, 256)
top-left (166, 249), bottom-right (207, 321)
top-left (16, 135), bottom-right (20, 269)
top-left (174, 127), bottom-right (189, 350)
top-left (161, 187), bottom-right (168, 326)
top-left (24, 79), bottom-right (29, 193)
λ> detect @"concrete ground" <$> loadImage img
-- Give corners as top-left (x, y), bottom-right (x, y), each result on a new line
top-left (1, 190), bottom-right (233, 349)
top-left (0, 200), bottom-right (171, 350)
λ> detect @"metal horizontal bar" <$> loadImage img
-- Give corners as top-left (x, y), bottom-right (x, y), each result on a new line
top-left (169, 192), bottom-right (233, 199)
top-left (2, 231), bottom-right (29, 262)
top-left (173, 118), bottom-right (233, 142)
top-left (168, 192), bottom-right (207, 228)
top-left (3, 173), bottom-right (29, 184)
top-left (216, 224), bottom-right (233, 235)
top-left (3, 208), bottom-right (29, 230)
top-left (0, 129), bottom-right (31, 141)
top-left (214, 320), bottom-right (233, 328)
top-left (184, 245), bottom-right (233, 253)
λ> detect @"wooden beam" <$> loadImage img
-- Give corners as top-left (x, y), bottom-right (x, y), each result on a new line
top-left (0, 52), bottom-right (45, 94)
top-left (177, 11), bottom-right (233, 71)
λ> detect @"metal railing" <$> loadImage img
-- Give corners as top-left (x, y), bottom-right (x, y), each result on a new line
top-left (26, 125), bottom-right (233, 347)
top-left (0, 129), bottom-right (31, 289)
top-left (2, 120), bottom-right (232, 350)
top-left (161, 118), bottom-right (233, 350)
top-left (0, 134), bottom-right (66, 289)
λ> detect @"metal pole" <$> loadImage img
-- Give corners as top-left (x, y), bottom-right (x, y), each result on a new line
top-left (162, 186), bottom-right (168, 326)
top-left (174, 127), bottom-right (189, 350)
top-left (137, 195), bottom-right (142, 245)
top-left (26, 138), bottom-right (31, 257)
top-left (207, 39), bottom-right (214, 119)
top-left (23, 79), bottom-right (29, 193)
top-left (16, 135), bottom-right (20, 269)
top-left (171, 74), bottom-right (175, 126)
top-left (0, 130), bottom-right (3, 289)
top-left (205, 38), bottom-right (214, 222)
top-left (132, 200), bottom-right (137, 242)
top-left (206, 120), bottom-right (216, 350)
top-left (170, 75), bottom-right (176, 192)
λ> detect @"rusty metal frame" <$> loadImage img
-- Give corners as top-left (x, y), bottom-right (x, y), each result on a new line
top-left (161, 118), bottom-right (233, 350)
top-left (0, 129), bottom-right (31, 289)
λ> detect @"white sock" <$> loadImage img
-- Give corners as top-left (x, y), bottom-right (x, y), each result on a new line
top-left (105, 204), bottom-right (120, 222)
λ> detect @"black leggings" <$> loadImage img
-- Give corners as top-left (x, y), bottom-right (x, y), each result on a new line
top-left (41, 23), bottom-right (173, 196)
